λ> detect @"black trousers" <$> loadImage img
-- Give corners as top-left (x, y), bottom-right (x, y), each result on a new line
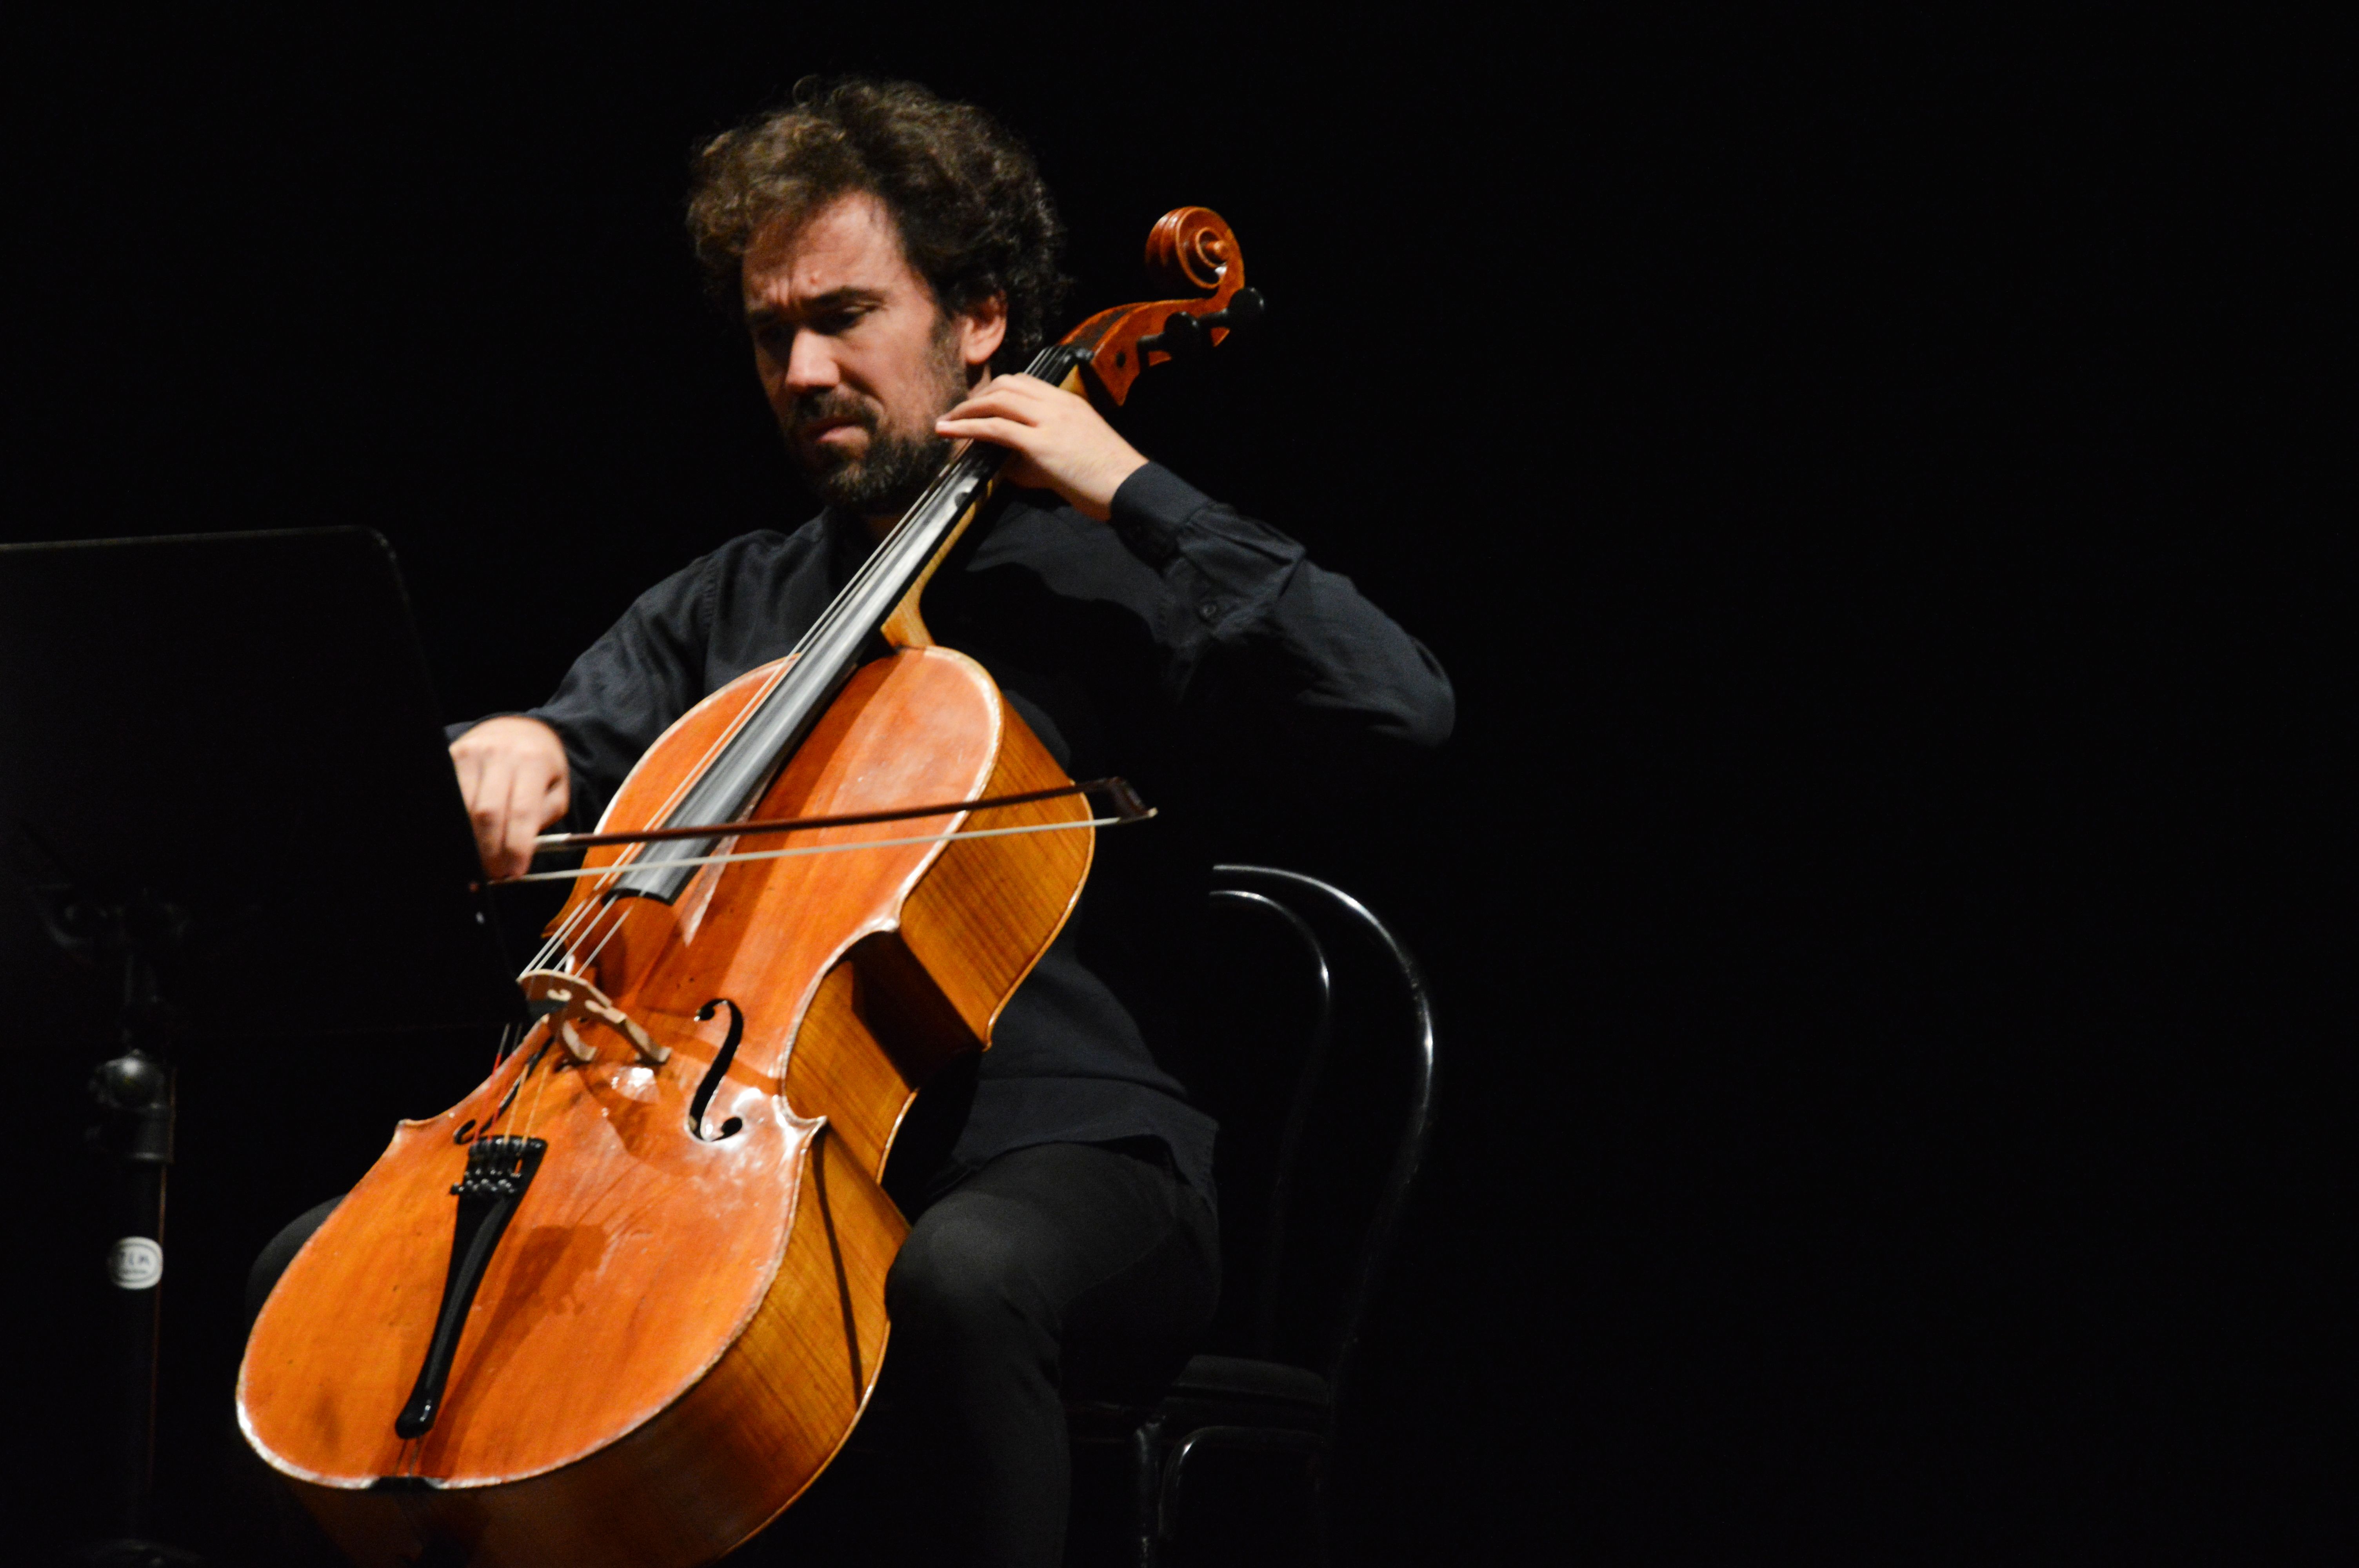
top-left (245, 1139), bottom-right (1218, 1567)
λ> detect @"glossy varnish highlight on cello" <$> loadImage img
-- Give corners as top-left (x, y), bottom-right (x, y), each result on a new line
top-left (236, 208), bottom-right (1262, 1568)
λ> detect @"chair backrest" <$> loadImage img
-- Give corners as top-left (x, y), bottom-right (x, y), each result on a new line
top-left (1194, 865), bottom-right (1437, 1401)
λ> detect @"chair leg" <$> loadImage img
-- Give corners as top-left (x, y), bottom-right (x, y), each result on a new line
top-left (1130, 1417), bottom-right (1167, 1568)
top-left (1152, 1426), bottom-right (1329, 1566)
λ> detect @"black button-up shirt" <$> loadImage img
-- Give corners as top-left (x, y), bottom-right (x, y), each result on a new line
top-left (480, 463), bottom-right (1453, 1202)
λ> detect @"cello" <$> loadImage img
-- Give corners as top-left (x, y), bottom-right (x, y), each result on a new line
top-left (236, 207), bottom-right (1263, 1568)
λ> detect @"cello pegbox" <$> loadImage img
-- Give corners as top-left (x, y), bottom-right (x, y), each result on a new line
top-left (1065, 207), bottom-right (1259, 407)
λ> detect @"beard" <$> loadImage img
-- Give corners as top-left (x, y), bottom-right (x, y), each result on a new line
top-left (790, 396), bottom-right (952, 515)
top-left (781, 328), bottom-right (965, 518)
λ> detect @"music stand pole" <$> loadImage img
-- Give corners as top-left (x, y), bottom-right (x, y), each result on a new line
top-left (46, 885), bottom-right (203, 1568)
top-left (2, 527), bottom-right (529, 1561)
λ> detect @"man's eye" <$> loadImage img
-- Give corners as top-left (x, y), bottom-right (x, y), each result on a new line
top-left (753, 305), bottom-right (867, 352)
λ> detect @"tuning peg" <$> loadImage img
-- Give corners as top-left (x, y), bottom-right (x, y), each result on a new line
top-left (1137, 310), bottom-right (1205, 359)
top-left (1136, 288), bottom-right (1268, 362)
top-left (1196, 287), bottom-right (1267, 334)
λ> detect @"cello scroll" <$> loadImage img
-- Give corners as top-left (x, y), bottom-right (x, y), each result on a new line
top-left (1066, 206), bottom-right (1266, 404)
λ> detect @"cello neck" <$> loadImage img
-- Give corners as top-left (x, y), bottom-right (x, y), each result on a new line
top-left (600, 342), bottom-right (1084, 906)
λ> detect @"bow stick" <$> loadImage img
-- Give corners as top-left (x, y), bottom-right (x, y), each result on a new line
top-left (529, 776), bottom-right (1150, 851)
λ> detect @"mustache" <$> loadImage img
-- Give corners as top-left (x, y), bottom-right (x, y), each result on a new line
top-left (784, 389), bottom-right (878, 440)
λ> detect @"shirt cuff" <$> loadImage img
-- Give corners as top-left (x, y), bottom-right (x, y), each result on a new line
top-left (1109, 461), bottom-right (1307, 634)
top-left (1107, 462), bottom-right (1211, 567)
top-left (445, 711), bottom-right (532, 744)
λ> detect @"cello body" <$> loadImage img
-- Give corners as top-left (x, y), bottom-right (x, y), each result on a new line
top-left (238, 645), bottom-right (1089, 1566)
top-left (237, 204), bottom-right (1258, 1567)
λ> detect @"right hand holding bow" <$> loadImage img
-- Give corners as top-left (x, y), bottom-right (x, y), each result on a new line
top-left (450, 716), bottom-right (571, 880)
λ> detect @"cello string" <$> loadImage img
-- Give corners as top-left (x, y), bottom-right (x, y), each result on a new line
top-left (521, 1026), bottom-right (553, 1139)
top-left (561, 801), bottom-right (1122, 976)
top-left (501, 349), bottom-right (1063, 982)
top-left (402, 347), bottom-right (1092, 1388)
top-left (698, 352), bottom-right (1057, 771)
top-left (539, 706), bottom-right (757, 965)
top-left (613, 654), bottom-right (800, 866)
top-left (544, 881), bottom-right (629, 974)
top-left (523, 552), bottom-right (1090, 964)
top-left (553, 815), bottom-right (1111, 978)
top-left (573, 867), bottom-right (656, 975)
top-left (534, 849), bottom-right (649, 975)
top-left (527, 791), bottom-right (1125, 975)
top-left (819, 358), bottom-right (1057, 626)
top-left (506, 457), bottom-right (974, 982)
top-left (522, 900), bottom-right (591, 976)
top-left (528, 808), bottom-right (676, 968)
top-left (537, 882), bottom-right (610, 960)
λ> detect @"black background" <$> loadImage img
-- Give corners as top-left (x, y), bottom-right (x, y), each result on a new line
top-left (2, 7), bottom-right (2340, 1562)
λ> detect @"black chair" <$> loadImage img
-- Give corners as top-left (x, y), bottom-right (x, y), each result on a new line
top-left (1067, 865), bottom-right (1438, 1566)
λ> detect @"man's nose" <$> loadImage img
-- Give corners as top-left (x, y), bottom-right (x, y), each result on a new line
top-left (780, 328), bottom-right (840, 392)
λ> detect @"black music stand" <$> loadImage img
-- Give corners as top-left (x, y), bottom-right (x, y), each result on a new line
top-left (0, 528), bottom-right (525, 1566)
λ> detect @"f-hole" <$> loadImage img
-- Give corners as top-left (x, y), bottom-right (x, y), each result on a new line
top-left (690, 998), bottom-right (746, 1141)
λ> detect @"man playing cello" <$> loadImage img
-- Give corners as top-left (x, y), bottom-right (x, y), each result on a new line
top-left (250, 76), bottom-right (1450, 1565)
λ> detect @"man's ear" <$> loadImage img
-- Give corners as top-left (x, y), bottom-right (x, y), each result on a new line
top-left (958, 293), bottom-right (1009, 372)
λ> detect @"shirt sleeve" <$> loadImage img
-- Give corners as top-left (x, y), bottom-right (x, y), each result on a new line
top-left (448, 552), bottom-right (718, 831)
top-left (1107, 463), bottom-right (1455, 750)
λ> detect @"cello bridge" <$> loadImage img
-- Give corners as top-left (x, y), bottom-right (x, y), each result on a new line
top-left (517, 969), bottom-right (670, 1066)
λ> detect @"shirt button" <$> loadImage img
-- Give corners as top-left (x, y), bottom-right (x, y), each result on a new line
top-left (1196, 599), bottom-right (1221, 622)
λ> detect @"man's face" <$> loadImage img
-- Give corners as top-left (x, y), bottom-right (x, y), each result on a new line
top-left (742, 192), bottom-right (1005, 517)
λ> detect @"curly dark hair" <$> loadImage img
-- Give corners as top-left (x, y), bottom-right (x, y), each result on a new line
top-left (687, 78), bottom-right (1069, 373)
